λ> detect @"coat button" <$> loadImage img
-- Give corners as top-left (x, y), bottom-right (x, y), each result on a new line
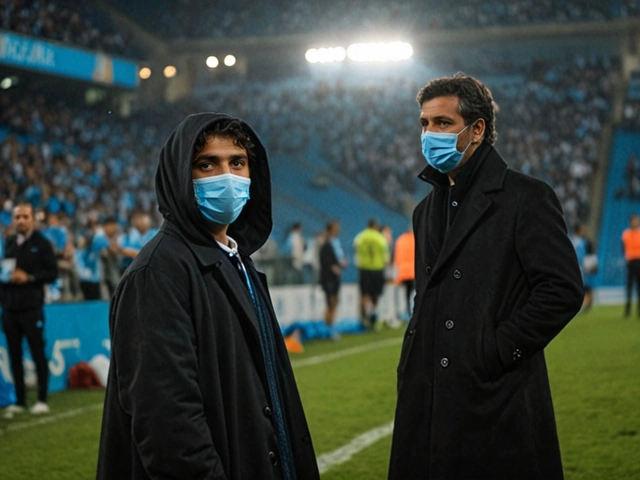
top-left (445, 319), bottom-right (454, 330)
top-left (406, 328), bottom-right (415, 337)
top-left (302, 434), bottom-right (311, 444)
top-left (269, 451), bottom-right (278, 465)
top-left (451, 201), bottom-right (458, 207)
top-left (263, 406), bottom-right (272, 417)
top-left (453, 269), bottom-right (462, 279)
top-left (426, 266), bottom-right (432, 274)
top-left (440, 357), bottom-right (449, 368)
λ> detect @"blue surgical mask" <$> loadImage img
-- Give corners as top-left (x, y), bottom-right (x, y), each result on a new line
top-left (421, 124), bottom-right (473, 174)
top-left (193, 173), bottom-right (251, 225)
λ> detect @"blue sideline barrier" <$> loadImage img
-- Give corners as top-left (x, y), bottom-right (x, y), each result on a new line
top-left (0, 301), bottom-right (111, 397)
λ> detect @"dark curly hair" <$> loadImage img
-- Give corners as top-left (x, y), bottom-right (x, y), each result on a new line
top-left (416, 73), bottom-right (498, 145)
top-left (194, 118), bottom-right (256, 163)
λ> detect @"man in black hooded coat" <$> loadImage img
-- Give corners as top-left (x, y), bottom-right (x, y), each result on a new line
top-left (97, 113), bottom-right (320, 480)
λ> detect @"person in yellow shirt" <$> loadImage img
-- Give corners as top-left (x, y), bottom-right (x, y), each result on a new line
top-left (394, 226), bottom-right (415, 320)
top-left (621, 213), bottom-right (640, 317)
top-left (353, 218), bottom-right (389, 329)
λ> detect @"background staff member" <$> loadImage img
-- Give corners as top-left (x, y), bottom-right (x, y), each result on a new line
top-left (1, 201), bottom-right (58, 418)
top-left (621, 213), bottom-right (640, 317)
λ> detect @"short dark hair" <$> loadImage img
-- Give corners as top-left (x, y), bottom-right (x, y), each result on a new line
top-left (416, 72), bottom-right (498, 145)
top-left (367, 218), bottom-right (378, 229)
top-left (326, 220), bottom-right (339, 232)
top-left (14, 201), bottom-right (35, 216)
top-left (194, 118), bottom-right (256, 163)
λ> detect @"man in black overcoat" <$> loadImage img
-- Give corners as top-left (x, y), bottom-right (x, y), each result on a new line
top-left (97, 114), bottom-right (320, 480)
top-left (388, 73), bottom-right (584, 480)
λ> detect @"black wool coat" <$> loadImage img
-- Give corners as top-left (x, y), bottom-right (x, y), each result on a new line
top-left (97, 113), bottom-right (319, 480)
top-left (388, 146), bottom-right (584, 480)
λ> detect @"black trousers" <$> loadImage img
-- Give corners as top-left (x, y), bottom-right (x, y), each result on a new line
top-left (401, 279), bottom-right (415, 316)
top-left (625, 259), bottom-right (640, 315)
top-left (80, 281), bottom-right (101, 301)
top-left (1, 309), bottom-right (48, 405)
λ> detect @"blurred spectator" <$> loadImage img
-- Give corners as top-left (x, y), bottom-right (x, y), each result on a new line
top-left (379, 225), bottom-right (394, 283)
top-left (570, 224), bottom-right (597, 311)
top-left (0, 201), bottom-right (58, 417)
top-left (282, 222), bottom-right (305, 284)
top-left (393, 226), bottom-right (415, 320)
top-left (74, 219), bottom-right (112, 300)
top-left (100, 216), bottom-right (122, 299)
top-left (622, 99), bottom-right (640, 130)
top-left (319, 220), bottom-right (347, 336)
top-left (302, 230), bottom-right (324, 285)
top-left (621, 213), bottom-right (640, 317)
top-left (119, 210), bottom-right (158, 274)
top-left (42, 210), bottom-right (76, 302)
top-left (1, 0), bottom-right (137, 57)
top-left (353, 218), bottom-right (389, 329)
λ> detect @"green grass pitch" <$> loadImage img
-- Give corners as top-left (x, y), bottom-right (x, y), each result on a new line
top-left (0, 305), bottom-right (639, 479)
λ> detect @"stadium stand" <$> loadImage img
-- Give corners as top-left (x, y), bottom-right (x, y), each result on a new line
top-left (1, 0), bottom-right (138, 57)
top-left (107, 0), bottom-right (640, 39)
top-left (596, 130), bottom-right (640, 286)
top-left (0, 51), bottom-right (619, 238)
top-left (1, 1), bottom-right (638, 294)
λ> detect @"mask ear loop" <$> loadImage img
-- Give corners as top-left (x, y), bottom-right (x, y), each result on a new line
top-left (459, 119), bottom-right (480, 152)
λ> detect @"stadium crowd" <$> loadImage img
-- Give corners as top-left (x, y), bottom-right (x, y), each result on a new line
top-left (111, 0), bottom-right (640, 39)
top-left (1, 0), bottom-right (134, 57)
top-left (0, 49), bottom-right (620, 301)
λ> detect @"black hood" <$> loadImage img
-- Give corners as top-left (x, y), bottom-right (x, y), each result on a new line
top-left (155, 112), bottom-right (272, 256)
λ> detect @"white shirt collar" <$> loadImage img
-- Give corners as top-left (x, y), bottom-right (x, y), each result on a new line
top-left (216, 236), bottom-right (239, 256)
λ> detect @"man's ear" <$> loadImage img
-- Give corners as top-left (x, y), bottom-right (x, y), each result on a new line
top-left (472, 118), bottom-right (486, 144)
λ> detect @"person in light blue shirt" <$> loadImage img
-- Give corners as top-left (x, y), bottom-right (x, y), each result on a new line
top-left (75, 225), bottom-right (111, 301)
top-left (42, 211), bottom-right (73, 302)
top-left (119, 211), bottom-right (158, 274)
top-left (571, 224), bottom-right (596, 311)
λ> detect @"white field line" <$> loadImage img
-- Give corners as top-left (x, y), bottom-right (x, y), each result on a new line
top-left (1, 400), bottom-right (395, 475)
top-left (0, 402), bottom-right (103, 436)
top-left (290, 337), bottom-right (403, 369)
top-left (317, 421), bottom-right (394, 474)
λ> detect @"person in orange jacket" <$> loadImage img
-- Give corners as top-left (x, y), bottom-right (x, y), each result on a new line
top-left (393, 226), bottom-right (415, 320)
top-left (622, 213), bottom-right (640, 317)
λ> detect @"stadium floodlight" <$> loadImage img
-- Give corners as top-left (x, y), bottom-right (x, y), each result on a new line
top-left (0, 77), bottom-right (13, 89)
top-left (305, 47), bottom-right (347, 64)
top-left (163, 65), bottom-right (177, 78)
top-left (304, 47), bottom-right (347, 63)
top-left (206, 56), bottom-right (219, 68)
top-left (139, 67), bottom-right (152, 80)
top-left (224, 55), bottom-right (236, 67)
top-left (347, 41), bottom-right (413, 62)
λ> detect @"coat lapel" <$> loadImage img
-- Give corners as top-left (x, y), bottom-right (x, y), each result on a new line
top-left (428, 148), bottom-right (509, 280)
top-left (212, 259), bottom-right (263, 339)
top-left (430, 190), bottom-right (491, 279)
top-left (162, 221), bottom-right (263, 341)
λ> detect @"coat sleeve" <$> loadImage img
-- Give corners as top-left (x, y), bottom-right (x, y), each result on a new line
top-left (112, 266), bottom-right (227, 480)
top-left (495, 182), bottom-right (584, 370)
top-left (34, 236), bottom-right (58, 284)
